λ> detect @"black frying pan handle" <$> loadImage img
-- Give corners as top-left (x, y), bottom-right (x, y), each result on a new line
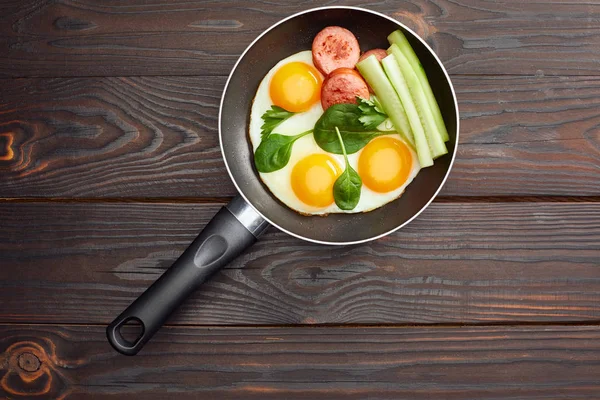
top-left (107, 196), bottom-right (269, 355)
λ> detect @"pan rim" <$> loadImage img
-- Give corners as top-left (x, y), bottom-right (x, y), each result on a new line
top-left (219, 5), bottom-right (460, 246)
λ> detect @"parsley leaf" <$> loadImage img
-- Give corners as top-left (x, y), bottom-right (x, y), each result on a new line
top-left (260, 106), bottom-right (295, 140)
top-left (356, 96), bottom-right (387, 130)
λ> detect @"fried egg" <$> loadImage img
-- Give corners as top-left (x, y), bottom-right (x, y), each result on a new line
top-left (249, 51), bottom-right (421, 215)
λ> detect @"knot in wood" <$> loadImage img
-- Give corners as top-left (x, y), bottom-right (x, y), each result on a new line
top-left (0, 132), bottom-right (15, 161)
top-left (17, 351), bottom-right (41, 372)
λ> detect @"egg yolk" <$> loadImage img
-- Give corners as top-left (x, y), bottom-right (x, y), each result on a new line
top-left (291, 154), bottom-right (341, 207)
top-left (269, 62), bottom-right (322, 113)
top-left (358, 137), bottom-right (413, 193)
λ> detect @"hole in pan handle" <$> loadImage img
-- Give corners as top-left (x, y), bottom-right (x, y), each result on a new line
top-left (106, 195), bottom-right (269, 355)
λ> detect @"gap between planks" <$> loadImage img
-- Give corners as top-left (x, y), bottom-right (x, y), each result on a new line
top-left (0, 72), bottom-right (596, 79)
top-left (1, 196), bottom-right (599, 204)
top-left (1, 321), bottom-right (599, 329)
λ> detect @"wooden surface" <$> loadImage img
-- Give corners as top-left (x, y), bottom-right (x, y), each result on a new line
top-left (2, 0), bottom-right (600, 77)
top-left (1, 202), bottom-right (599, 325)
top-left (2, 325), bottom-right (600, 399)
top-left (2, 75), bottom-right (599, 198)
top-left (1, 1), bottom-right (599, 399)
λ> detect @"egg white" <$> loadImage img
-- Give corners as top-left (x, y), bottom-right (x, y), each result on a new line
top-left (249, 50), bottom-right (421, 215)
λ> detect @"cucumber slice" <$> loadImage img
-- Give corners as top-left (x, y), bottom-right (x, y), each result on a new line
top-left (357, 55), bottom-right (433, 167)
top-left (388, 30), bottom-right (450, 142)
top-left (387, 45), bottom-right (447, 159)
top-left (381, 55), bottom-right (436, 167)
top-left (356, 55), bottom-right (415, 149)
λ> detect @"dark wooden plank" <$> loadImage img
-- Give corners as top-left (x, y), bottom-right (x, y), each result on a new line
top-left (446, 75), bottom-right (600, 196)
top-left (1, 0), bottom-right (600, 77)
top-left (0, 76), bottom-right (229, 198)
top-left (1, 75), bottom-right (599, 198)
top-left (1, 202), bottom-right (598, 325)
top-left (1, 324), bottom-right (600, 399)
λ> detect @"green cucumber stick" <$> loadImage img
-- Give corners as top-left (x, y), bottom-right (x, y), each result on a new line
top-left (356, 55), bottom-right (415, 148)
top-left (388, 30), bottom-right (450, 142)
top-left (381, 55), bottom-right (433, 167)
top-left (388, 45), bottom-right (447, 159)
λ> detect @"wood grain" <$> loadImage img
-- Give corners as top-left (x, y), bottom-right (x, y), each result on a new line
top-left (1, 1), bottom-right (598, 397)
top-left (0, 76), bottom-right (229, 198)
top-left (1, 202), bottom-right (598, 325)
top-left (1, 75), bottom-right (598, 198)
top-left (1, 0), bottom-right (600, 77)
top-left (446, 75), bottom-right (600, 196)
top-left (1, 324), bottom-right (600, 399)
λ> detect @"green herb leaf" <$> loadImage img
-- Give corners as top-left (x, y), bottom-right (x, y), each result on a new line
top-left (357, 95), bottom-right (384, 114)
top-left (260, 106), bottom-right (295, 140)
top-left (357, 96), bottom-right (387, 129)
top-left (333, 127), bottom-right (362, 210)
top-left (359, 113), bottom-right (388, 130)
top-left (372, 96), bottom-right (385, 114)
top-left (314, 103), bottom-right (383, 154)
top-left (254, 130), bottom-right (312, 173)
top-left (334, 162), bottom-right (362, 210)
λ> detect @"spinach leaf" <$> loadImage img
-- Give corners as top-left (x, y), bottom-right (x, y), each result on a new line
top-left (333, 127), bottom-right (362, 210)
top-left (314, 103), bottom-right (383, 155)
top-left (357, 96), bottom-right (387, 130)
top-left (260, 106), bottom-right (295, 140)
top-left (254, 130), bottom-right (312, 173)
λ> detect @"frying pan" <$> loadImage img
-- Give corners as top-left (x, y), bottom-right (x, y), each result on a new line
top-left (107, 6), bottom-right (459, 355)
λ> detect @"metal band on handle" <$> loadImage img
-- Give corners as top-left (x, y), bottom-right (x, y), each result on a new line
top-left (225, 195), bottom-right (270, 238)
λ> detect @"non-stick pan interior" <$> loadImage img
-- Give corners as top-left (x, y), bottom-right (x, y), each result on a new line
top-left (220, 7), bottom-right (458, 244)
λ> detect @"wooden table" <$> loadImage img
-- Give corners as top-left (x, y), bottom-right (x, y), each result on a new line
top-left (1, 1), bottom-right (599, 399)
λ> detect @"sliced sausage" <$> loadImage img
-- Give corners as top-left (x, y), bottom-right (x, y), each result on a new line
top-left (328, 67), bottom-right (362, 78)
top-left (358, 48), bottom-right (388, 64)
top-left (357, 49), bottom-right (389, 93)
top-left (321, 68), bottom-right (369, 110)
top-left (312, 26), bottom-right (361, 75)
